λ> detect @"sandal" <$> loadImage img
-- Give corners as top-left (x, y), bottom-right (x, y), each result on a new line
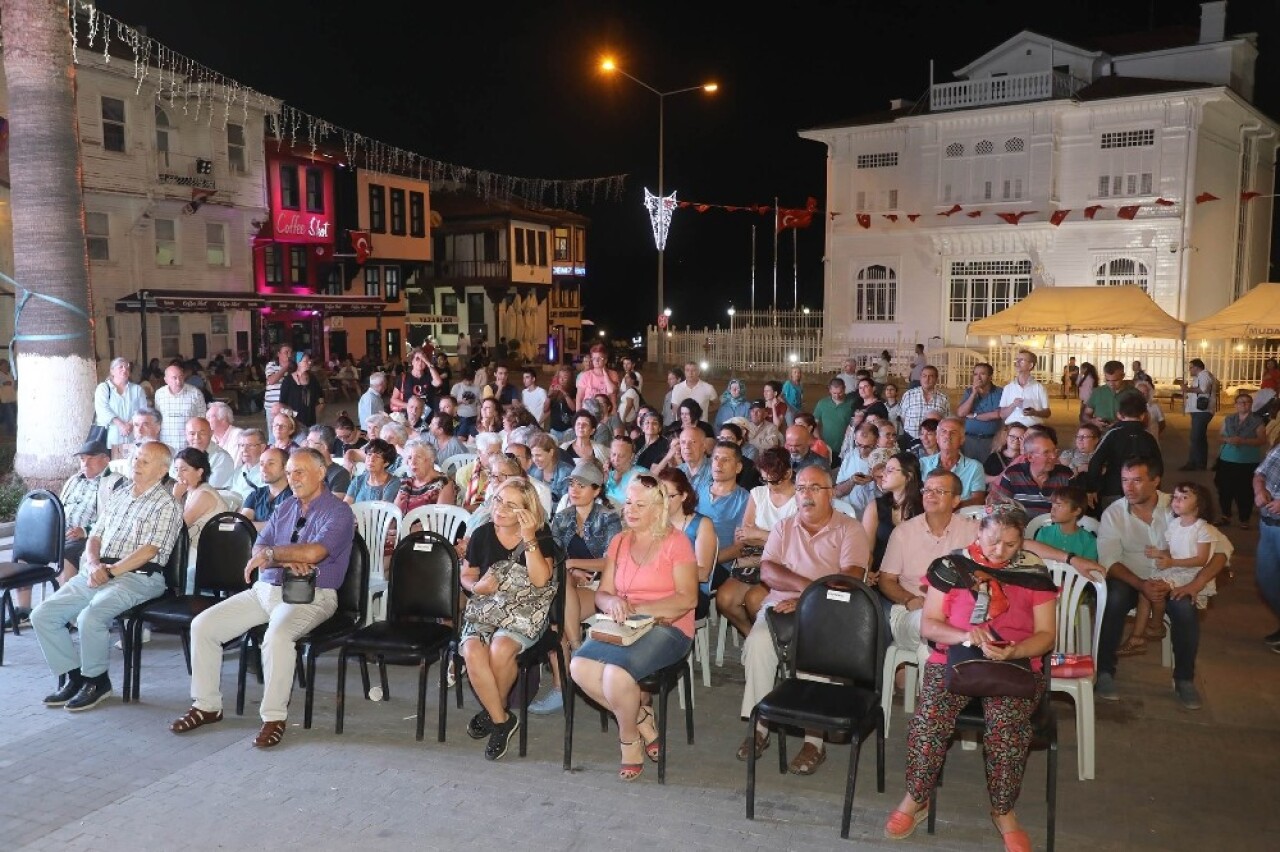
top-left (253, 720), bottom-right (287, 749)
top-left (618, 738), bottom-right (644, 782)
top-left (636, 706), bottom-right (661, 762)
top-left (787, 741), bottom-right (827, 775)
top-left (1116, 636), bottom-right (1148, 656)
top-left (735, 728), bottom-right (771, 761)
top-left (1143, 625), bottom-right (1167, 640)
top-left (169, 706), bottom-right (223, 734)
top-left (884, 806), bottom-right (929, 840)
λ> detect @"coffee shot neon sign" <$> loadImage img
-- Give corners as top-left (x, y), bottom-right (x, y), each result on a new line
top-left (274, 212), bottom-right (331, 240)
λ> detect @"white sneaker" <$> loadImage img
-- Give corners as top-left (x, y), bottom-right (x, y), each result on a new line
top-left (114, 627), bottom-right (152, 650)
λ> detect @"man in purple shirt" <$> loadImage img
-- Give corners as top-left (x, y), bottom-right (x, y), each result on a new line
top-left (169, 447), bottom-right (355, 749)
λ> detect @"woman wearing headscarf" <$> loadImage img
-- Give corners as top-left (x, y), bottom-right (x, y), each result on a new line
top-left (715, 378), bottom-right (752, 429)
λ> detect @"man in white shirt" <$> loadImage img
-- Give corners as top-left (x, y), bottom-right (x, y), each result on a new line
top-left (358, 371), bottom-right (388, 426)
top-left (669, 361), bottom-right (717, 423)
top-left (835, 358), bottom-right (859, 395)
top-left (521, 368), bottom-right (548, 426)
top-left (998, 349), bottom-right (1052, 427)
top-left (152, 365), bottom-right (207, 453)
top-left (205, 402), bottom-right (243, 457)
top-left (178, 417), bottom-right (234, 488)
top-left (228, 428), bottom-right (268, 501)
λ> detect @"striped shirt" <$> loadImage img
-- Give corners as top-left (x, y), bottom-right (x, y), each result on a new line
top-left (899, 388), bottom-right (950, 439)
top-left (153, 385), bottom-right (207, 452)
top-left (59, 470), bottom-right (120, 532)
top-left (994, 461), bottom-right (1075, 518)
top-left (92, 480), bottom-right (184, 566)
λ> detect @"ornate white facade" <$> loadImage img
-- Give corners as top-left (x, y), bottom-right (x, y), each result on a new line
top-left (801, 2), bottom-right (1278, 353)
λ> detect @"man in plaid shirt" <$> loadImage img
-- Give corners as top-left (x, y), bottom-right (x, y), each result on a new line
top-left (153, 364), bottom-right (206, 452)
top-left (898, 365), bottom-right (950, 444)
top-left (31, 441), bottom-right (183, 712)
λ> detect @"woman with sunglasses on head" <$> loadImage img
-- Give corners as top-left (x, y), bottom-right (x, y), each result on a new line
top-left (862, 452), bottom-right (924, 572)
top-left (569, 474), bottom-right (699, 783)
top-left (560, 409), bottom-right (609, 467)
top-left (714, 447), bottom-right (797, 639)
top-left (634, 408), bottom-right (670, 469)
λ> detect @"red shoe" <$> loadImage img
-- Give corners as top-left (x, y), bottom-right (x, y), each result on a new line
top-left (992, 813), bottom-right (1033, 852)
top-left (884, 806), bottom-right (928, 840)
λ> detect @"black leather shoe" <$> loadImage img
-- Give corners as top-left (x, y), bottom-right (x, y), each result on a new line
top-left (43, 675), bottom-right (85, 707)
top-left (65, 677), bottom-right (113, 712)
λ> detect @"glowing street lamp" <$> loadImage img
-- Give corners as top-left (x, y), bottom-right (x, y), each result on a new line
top-left (600, 56), bottom-right (717, 374)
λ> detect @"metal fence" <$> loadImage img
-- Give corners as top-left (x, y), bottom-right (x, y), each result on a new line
top-left (650, 315), bottom-right (1280, 395)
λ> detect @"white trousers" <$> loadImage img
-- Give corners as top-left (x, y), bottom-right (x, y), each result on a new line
top-left (740, 608), bottom-right (778, 719)
top-left (189, 581), bottom-right (336, 722)
top-left (889, 603), bottom-right (931, 668)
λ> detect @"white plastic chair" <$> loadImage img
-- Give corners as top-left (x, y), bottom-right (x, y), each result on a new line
top-left (350, 500), bottom-right (402, 624)
top-left (108, 458), bottom-right (131, 477)
top-left (217, 489), bottom-right (244, 512)
top-left (443, 453), bottom-right (477, 480)
top-left (958, 505), bottom-right (987, 520)
top-left (1025, 513), bottom-right (1100, 537)
top-left (880, 640), bottom-right (925, 740)
top-left (1046, 559), bottom-right (1107, 781)
top-left (401, 503), bottom-right (470, 545)
top-left (832, 498), bottom-right (857, 518)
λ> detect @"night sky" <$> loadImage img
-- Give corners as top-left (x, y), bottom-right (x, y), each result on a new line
top-left (99, 0), bottom-right (1279, 338)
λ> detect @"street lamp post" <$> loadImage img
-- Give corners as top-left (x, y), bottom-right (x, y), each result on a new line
top-left (600, 58), bottom-right (717, 375)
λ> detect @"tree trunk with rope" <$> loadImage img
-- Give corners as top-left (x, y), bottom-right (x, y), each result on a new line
top-left (1, 0), bottom-right (97, 490)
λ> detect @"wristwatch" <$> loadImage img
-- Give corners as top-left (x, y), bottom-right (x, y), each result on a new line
top-left (1065, 554), bottom-right (1075, 566)
top-left (265, 547), bottom-right (276, 564)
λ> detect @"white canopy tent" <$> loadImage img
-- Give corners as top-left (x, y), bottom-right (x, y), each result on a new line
top-left (1186, 283), bottom-right (1280, 339)
top-left (968, 286), bottom-right (1185, 339)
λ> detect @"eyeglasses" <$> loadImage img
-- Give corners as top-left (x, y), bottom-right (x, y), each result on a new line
top-left (290, 515), bottom-right (307, 544)
top-left (794, 485), bottom-right (832, 495)
top-left (921, 487), bottom-right (954, 497)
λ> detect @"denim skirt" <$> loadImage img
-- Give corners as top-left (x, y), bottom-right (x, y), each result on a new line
top-left (573, 624), bottom-right (690, 680)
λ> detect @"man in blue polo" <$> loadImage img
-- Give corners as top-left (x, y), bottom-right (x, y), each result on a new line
top-left (955, 362), bottom-right (1003, 461)
top-left (171, 447), bottom-right (355, 749)
top-left (697, 441), bottom-right (750, 593)
top-left (918, 417), bottom-right (987, 507)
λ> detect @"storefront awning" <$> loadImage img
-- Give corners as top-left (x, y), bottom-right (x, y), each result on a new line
top-left (115, 290), bottom-right (389, 316)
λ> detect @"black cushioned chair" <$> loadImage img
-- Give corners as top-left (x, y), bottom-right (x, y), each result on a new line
top-left (0, 490), bottom-right (64, 666)
top-left (926, 656), bottom-right (1059, 852)
top-left (234, 532), bottom-right (370, 724)
top-left (335, 530), bottom-right (457, 741)
top-left (563, 645), bottom-right (695, 784)
top-left (512, 543), bottom-right (567, 757)
top-left (746, 574), bottom-right (887, 839)
top-left (119, 527), bottom-right (189, 703)
top-left (123, 512), bottom-right (255, 701)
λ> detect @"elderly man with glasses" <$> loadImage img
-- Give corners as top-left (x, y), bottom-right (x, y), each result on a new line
top-left (918, 417), bottom-right (987, 507)
top-left (992, 430), bottom-right (1074, 519)
top-left (228, 428), bottom-right (269, 500)
top-left (736, 464), bottom-right (871, 776)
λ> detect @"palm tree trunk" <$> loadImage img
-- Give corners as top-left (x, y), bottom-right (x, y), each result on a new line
top-left (1, 0), bottom-right (97, 490)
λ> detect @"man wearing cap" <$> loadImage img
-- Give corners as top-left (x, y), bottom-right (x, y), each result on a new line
top-left (3, 439), bottom-right (123, 630)
top-left (31, 441), bottom-right (183, 711)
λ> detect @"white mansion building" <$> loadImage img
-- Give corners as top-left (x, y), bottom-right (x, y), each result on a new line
top-left (801, 1), bottom-right (1278, 364)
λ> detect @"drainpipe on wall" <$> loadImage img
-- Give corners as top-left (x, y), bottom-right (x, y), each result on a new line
top-left (1176, 100), bottom-right (1204, 375)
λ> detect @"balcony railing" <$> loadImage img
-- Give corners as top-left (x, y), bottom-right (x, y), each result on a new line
top-left (930, 70), bottom-right (1087, 111)
top-left (423, 259), bottom-right (510, 281)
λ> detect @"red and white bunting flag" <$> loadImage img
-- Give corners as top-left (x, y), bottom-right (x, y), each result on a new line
top-left (350, 230), bottom-right (372, 264)
top-left (1116, 205), bottom-right (1140, 220)
top-left (1154, 197), bottom-right (1177, 206)
top-left (907, 214), bottom-right (920, 222)
top-left (1242, 191), bottom-right (1263, 202)
top-left (1195, 192), bottom-right (1219, 204)
top-left (856, 214), bottom-right (871, 229)
top-left (1049, 210), bottom-right (1070, 226)
top-left (938, 204), bottom-right (962, 217)
top-left (966, 210), bottom-right (983, 218)
top-left (882, 214), bottom-right (899, 223)
top-left (777, 209), bottom-right (814, 232)
top-left (1083, 205), bottom-right (1104, 219)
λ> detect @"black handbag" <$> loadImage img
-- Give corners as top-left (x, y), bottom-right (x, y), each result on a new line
top-left (1196, 395), bottom-right (1210, 411)
top-left (944, 643), bottom-right (1036, 698)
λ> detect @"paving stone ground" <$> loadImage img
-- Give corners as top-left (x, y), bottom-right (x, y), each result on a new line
top-left (2, 380), bottom-right (1278, 851)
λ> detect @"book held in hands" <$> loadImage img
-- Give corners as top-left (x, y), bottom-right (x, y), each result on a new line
top-left (586, 613), bottom-right (656, 646)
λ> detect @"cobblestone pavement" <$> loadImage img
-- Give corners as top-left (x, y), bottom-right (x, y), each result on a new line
top-left (2, 385), bottom-right (1278, 850)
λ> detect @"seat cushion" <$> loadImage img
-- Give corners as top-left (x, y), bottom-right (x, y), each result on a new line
top-left (344, 621), bottom-right (453, 654)
top-left (0, 562), bottom-right (57, 586)
top-left (756, 679), bottom-right (879, 731)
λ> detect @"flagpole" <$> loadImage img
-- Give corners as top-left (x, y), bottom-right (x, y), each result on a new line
top-left (750, 224), bottom-right (756, 313)
top-left (772, 197), bottom-right (779, 310)
top-left (792, 226), bottom-right (798, 309)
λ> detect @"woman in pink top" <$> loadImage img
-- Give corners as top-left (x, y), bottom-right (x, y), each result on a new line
top-left (575, 344), bottom-right (618, 411)
top-left (569, 475), bottom-right (698, 783)
top-left (884, 505), bottom-right (1057, 850)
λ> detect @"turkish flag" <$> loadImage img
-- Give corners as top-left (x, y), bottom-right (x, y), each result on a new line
top-left (856, 213), bottom-right (871, 229)
top-left (777, 209), bottom-right (814, 232)
top-left (939, 204), bottom-right (962, 217)
top-left (1049, 210), bottom-right (1070, 226)
top-left (966, 210), bottom-right (982, 218)
top-left (1154, 197), bottom-right (1177, 206)
top-left (996, 211), bottom-right (1036, 225)
top-left (696, 204), bottom-right (711, 213)
top-left (1195, 192), bottom-right (1219, 204)
top-left (1083, 205), bottom-right (1104, 219)
top-left (882, 214), bottom-right (899, 223)
top-left (805, 196), bottom-right (819, 212)
top-left (350, 230), bottom-right (372, 264)
top-left (1242, 191), bottom-right (1263, 202)
top-left (1116, 205), bottom-right (1140, 220)
top-left (907, 214), bottom-right (921, 222)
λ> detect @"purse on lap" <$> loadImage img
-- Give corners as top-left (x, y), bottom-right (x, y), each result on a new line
top-left (943, 643), bottom-right (1036, 699)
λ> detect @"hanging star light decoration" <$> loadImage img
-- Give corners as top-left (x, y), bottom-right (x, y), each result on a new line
top-left (644, 188), bottom-right (678, 250)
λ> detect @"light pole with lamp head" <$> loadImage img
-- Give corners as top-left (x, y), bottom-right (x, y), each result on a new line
top-left (599, 57), bottom-right (717, 376)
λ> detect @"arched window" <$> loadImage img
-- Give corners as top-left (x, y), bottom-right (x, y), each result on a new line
top-left (1005, 137), bottom-right (1025, 153)
top-left (975, 139), bottom-right (994, 155)
top-left (855, 264), bottom-right (897, 322)
top-left (155, 105), bottom-right (173, 168)
top-left (945, 142), bottom-right (965, 158)
top-left (1094, 257), bottom-right (1150, 294)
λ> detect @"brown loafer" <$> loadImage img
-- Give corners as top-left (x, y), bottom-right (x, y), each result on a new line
top-left (253, 720), bottom-right (287, 749)
top-left (788, 741), bottom-right (827, 775)
top-left (170, 706), bottom-right (223, 734)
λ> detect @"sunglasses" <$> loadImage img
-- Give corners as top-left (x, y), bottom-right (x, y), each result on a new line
top-left (290, 515), bottom-right (307, 544)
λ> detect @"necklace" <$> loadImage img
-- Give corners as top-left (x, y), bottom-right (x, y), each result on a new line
top-left (617, 531), bottom-right (660, 598)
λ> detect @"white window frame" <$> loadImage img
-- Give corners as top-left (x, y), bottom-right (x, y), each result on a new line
top-left (1092, 253), bottom-right (1152, 295)
top-left (364, 266), bottom-right (381, 297)
top-left (226, 123), bottom-right (247, 174)
top-left (205, 222), bottom-right (228, 267)
top-left (856, 151), bottom-right (899, 169)
top-left (853, 264), bottom-right (898, 322)
top-left (154, 218), bottom-right (178, 266)
top-left (101, 96), bottom-right (126, 153)
top-left (85, 211), bottom-right (111, 261)
top-left (159, 315), bottom-right (181, 358)
top-left (1094, 127), bottom-right (1156, 199)
top-left (155, 105), bottom-right (173, 168)
top-left (947, 259), bottom-right (1033, 323)
top-left (210, 313), bottom-right (229, 354)
top-left (940, 138), bottom-right (1026, 204)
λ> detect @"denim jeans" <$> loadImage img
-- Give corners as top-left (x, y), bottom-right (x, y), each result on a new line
top-left (1256, 522), bottom-right (1280, 621)
top-left (1097, 576), bottom-right (1200, 682)
top-left (1188, 412), bottom-right (1213, 467)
